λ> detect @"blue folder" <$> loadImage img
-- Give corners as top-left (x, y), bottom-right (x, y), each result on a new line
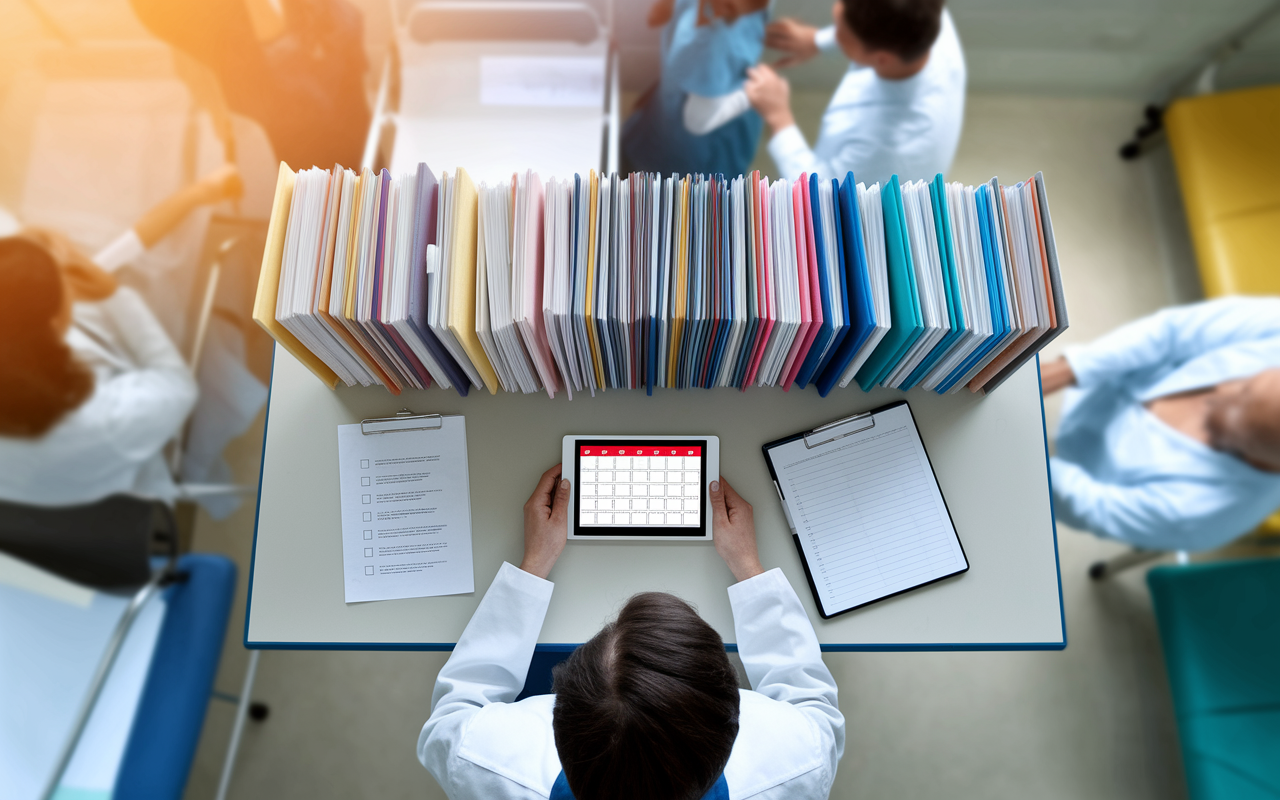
top-left (902, 174), bottom-right (966, 389)
top-left (706, 178), bottom-right (735, 387)
top-left (816, 172), bottom-right (875, 397)
top-left (812, 177), bottom-right (852, 381)
top-left (936, 182), bottom-right (1010, 392)
top-left (794, 174), bottom-right (843, 388)
top-left (855, 176), bottom-right (924, 390)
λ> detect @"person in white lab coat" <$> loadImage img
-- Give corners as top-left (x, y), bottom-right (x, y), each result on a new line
top-left (0, 165), bottom-right (242, 507)
top-left (418, 467), bottom-right (845, 800)
top-left (1041, 297), bottom-right (1280, 551)
top-left (743, 0), bottom-right (965, 185)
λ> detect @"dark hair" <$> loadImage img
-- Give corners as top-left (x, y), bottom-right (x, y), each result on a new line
top-left (552, 592), bottom-right (741, 800)
top-left (0, 236), bottom-right (94, 437)
top-left (843, 0), bottom-right (944, 62)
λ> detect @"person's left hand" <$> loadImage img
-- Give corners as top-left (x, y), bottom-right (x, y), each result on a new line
top-left (520, 464), bottom-right (571, 579)
top-left (744, 64), bottom-right (795, 133)
top-left (1039, 356), bottom-right (1076, 396)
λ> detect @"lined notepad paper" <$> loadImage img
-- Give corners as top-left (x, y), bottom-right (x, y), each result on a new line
top-left (765, 402), bottom-right (968, 617)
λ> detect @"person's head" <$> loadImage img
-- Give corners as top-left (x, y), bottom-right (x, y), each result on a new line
top-left (832, 0), bottom-right (944, 72)
top-left (0, 232), bottom-right (106, 438)
top-left (1206, 368), bottom-right (1280, 473)
top-left (552, 592), bottom-right (741, 800)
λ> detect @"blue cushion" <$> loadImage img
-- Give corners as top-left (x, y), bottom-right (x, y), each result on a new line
top-left (1147, 558), bottom-right (1280, 800)
top-left (113, 554), bottom-right (237, 800)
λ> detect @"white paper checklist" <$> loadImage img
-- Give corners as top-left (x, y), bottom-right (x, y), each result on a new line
top-left (336, 415), bottom-right (474, 603)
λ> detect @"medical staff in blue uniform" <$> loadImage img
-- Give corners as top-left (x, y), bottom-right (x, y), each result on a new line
top-left (621, 0), bottom-right (769, 177)
top-left (1042, 297), bottom-right (1280, 552)
top-left (418, 467), bottom-right (845, 800)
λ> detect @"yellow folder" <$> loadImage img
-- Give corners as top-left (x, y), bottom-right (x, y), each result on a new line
top-left (667, 176), bottom-right (690, 387)
top-left (253, 162), bottom-right (340, 388)
top-left (584, 171), bottom-right (606, 388)
top-left (446, 168), bottom-right (500, 394)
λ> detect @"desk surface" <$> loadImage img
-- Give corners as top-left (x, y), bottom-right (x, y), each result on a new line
top-left (246, 345), bottom-right (1065, 651)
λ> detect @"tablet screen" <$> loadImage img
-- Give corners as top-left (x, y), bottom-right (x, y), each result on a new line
top-left (573, 440), bottom-right (708, 537)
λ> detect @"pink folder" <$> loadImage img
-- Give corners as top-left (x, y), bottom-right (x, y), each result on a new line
top-left (744, 175), bottom-right (774, 388)
top-left (779, 176), bottom-right (817, 387)
top-left (515, 171), bottom-right (562, 398)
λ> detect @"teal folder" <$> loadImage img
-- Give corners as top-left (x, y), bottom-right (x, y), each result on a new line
top-left (855, 176), bottom-right (923, 390)
top-left (902, 174), bottom-right (965, 388)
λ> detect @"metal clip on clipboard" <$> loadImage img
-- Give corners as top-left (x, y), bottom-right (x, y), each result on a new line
top-left (803, 411), bottom-right (876, 449)
top-left (360, 408), bottom-right (444, 435)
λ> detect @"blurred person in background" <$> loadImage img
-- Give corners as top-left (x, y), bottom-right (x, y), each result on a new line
top-left (129, 0), bottom-right (369, 169)
top-left (0, 166), bottom-right (243, 508)
top-left (622, 0), bottom-right (771, 177)
top-left (1041, 297), bottom-right (1280, 552)
top-left (747, 0), bottom-right (965, 184)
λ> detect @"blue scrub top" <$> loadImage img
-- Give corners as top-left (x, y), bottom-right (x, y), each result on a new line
top-left (551, 770), bottom-right (729, 800)
top-left (622, 0), bottom-right (766, 176)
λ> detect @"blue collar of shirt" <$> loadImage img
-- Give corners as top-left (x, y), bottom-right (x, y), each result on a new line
top-left (550, 770), bottom-right (729, 800)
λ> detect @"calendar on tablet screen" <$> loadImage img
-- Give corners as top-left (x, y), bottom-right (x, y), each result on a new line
top-left (577, 444), bottom-right (703, 528)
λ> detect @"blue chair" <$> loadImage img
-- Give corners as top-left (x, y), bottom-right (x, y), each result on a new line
top-left (1147, 558), bottom-right (1280, 800)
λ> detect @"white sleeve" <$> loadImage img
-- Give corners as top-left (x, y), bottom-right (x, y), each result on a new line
top-left (418, 563), bottom-right (554, 776)
top-left (767, 125), bottom-right (825, 181)
top-left (1063, 297), bottom-right (1280, 390)
top-left (814, 25), bottom-right (838, 53)
top-left (728, 568), bottom-right (844, 768)
top-left (683, 89), bottom-right (752, 135)
top-left (90, 288), bottom-right (197, 462)
top-left (91, 229), bottom-right (146, 273)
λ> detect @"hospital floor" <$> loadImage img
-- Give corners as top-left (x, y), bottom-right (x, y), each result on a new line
top-left (185, 93), bottom-right (1209, 800)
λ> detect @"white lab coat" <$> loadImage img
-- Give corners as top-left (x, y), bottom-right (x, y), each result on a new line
top-left (418, 563), bottom-right (845, 799)
top-left (0, 286), bottom-right (197, 506)
top-left (768, 11), bottom-right (966, 185)
top-left (1052, 297), bottom-right (1280, 551)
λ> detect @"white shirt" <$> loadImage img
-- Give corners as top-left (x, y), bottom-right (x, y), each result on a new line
top-left (1051, 297), bottom-right (1280, 551)
top-left (768, 10), bottom-right (966, 184)
top-left (418, 563), bottom-right (845, 800)
top-left (0, 286), bottom-right (197, 506)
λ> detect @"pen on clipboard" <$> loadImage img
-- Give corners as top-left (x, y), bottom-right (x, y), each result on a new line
top-left (774, 481), bottom-right (798, 536)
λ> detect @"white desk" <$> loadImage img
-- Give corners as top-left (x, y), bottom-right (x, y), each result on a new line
top-left (245, 344), bottom-right (1065, 651)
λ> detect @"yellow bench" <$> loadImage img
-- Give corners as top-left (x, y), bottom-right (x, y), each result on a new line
top-left (1165, 84), bottom-right (1280, 536)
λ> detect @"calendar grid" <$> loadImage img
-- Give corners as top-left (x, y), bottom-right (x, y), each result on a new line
top-left (576, 443), bottom-right (704, 529)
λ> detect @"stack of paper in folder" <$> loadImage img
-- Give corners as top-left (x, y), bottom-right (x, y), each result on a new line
top-left (256, 161), bottom-right (1067, 398)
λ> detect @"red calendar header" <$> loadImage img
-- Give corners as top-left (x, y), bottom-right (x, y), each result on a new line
top-left (580, 445), bottom-right (702, 457)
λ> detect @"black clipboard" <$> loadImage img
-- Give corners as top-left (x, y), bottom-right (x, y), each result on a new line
top-left (761, 400), bottom-right (969, 619)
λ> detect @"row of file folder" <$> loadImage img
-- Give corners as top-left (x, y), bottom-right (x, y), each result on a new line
top-left (254, 160), bottom-right (1067, 398)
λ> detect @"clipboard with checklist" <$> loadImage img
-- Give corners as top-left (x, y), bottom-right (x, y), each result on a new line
top-left (335, 410), bottom-right (474, 603)
top-left (762, 401), bottom-right (968, 619)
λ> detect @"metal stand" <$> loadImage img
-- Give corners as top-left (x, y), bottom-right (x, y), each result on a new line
top-left (214, 649), bottom-right (262, 800)
top-left (1087, 548), bottom-right (1167, 580)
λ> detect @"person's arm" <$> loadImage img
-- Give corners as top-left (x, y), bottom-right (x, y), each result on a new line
top-left (132, 164), bottom-right (244, 249)
top-left (1049, 457), bottom-right (1236, 550)
top-left (91, 287), bottom-right (198, 461)
top-left (683, 89), bottom-right (752, 135)
top-left (709, 479), bottom-right (845, 781)
top-left (1064, 298), bottom-right (1280, 391)
top-left (417, 467), bottom-right (570, 777)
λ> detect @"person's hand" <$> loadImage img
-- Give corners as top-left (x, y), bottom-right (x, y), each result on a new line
top-left (744, 64), bottom-right (795, 133)
top-left (1040, 356), bottom-right (1076, 395)
top-left (194, 164), bottom-right (244, 205)
top-left (765, 18), bottom-right (820, 67)
top-left (520, 464), bottom-right (571, 579)
top-left (710, 476), bottom-right (764, 582)
top-left (648, 0), bottom-right (674, 27)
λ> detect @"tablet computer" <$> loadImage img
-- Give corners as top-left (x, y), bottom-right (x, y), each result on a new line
top-left (561, 435), bottom-right (719, 541)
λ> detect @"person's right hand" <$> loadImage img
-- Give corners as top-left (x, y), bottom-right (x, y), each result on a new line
top-left (765, 18), bottom-right (820, 67)
top-left (520, 464), bottom-right (571, 579)
top-left (710, 477), bottom-right (764, 582)
top-left (194, 164), bottom-right (244, 205)
top-left (1040, 356), bottom-right (1076, 396)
